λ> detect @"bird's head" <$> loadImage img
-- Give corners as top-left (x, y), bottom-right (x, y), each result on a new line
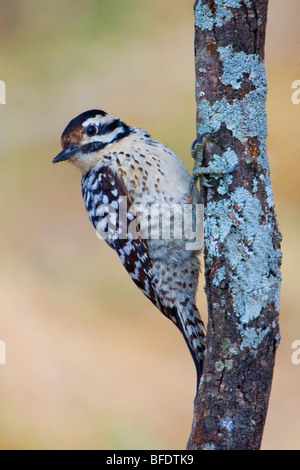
top-left (52, 109), bottom-right (131, 171)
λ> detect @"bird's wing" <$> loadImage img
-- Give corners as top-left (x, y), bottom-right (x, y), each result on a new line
top-left (82, 166), bottom-right (157, 303)
top-left (82, 166), bottom-right (204, 386)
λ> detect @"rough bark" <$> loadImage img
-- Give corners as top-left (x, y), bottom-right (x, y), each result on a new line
top-left (187, 0), bottom-right (282, 450)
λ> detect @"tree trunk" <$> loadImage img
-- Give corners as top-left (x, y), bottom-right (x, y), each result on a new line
top-left (187, 0), bottom-right (282, 450)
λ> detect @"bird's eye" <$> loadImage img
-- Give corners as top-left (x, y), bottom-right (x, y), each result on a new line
top-left (86, 124), bottom-right (98, 137)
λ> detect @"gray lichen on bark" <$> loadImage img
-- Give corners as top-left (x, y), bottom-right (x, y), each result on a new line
top-left (188, 0), bottom-right (282, 450)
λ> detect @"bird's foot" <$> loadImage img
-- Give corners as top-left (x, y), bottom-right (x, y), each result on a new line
top-left (189, 134), bottom-right (238, 192)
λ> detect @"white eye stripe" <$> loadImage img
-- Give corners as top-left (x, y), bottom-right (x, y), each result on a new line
top-left (101, 127), bottom-right (123, 142)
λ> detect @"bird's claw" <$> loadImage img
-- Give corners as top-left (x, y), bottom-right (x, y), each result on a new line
top-left (223, 163), bottom-right (238, 174)
top-left (189, 133), bottom-right (238, 192)
top-left (202, 180), bottom-right (214, 188)
top-left (191, 133), bottom-right (210, 160)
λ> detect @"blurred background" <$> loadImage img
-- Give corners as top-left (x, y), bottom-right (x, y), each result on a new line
top-left (0, 0), bottom-right (299, 450)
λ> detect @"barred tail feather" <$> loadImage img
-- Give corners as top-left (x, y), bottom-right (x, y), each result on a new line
top-left (163, 301), bottom-right (205, 390)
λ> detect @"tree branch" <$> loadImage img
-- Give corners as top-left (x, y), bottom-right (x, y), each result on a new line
top-left (187, 0), bottom-right (282, 450)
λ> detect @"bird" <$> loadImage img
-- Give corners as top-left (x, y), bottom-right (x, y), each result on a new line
top-left (53, 109), bottom-right (205, 388)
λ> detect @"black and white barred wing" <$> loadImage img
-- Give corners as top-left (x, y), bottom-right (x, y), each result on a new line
top-left (81, 166), bottom-right (156, 302)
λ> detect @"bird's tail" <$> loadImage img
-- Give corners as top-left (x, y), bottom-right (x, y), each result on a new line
top-left (162, 300), bottom-right (205, 390)
top-left (175, 301), bottom-right (205, 389)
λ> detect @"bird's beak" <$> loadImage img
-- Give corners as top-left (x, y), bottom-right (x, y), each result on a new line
top-left (52, 144), bottom-right (78, 164)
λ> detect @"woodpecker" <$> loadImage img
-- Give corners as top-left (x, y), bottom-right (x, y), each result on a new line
top-left (53, 109), bottom-right (205, 388)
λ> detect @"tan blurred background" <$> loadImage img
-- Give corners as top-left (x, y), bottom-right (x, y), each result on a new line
top-left (0, 0), bottom-right (299, 450)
